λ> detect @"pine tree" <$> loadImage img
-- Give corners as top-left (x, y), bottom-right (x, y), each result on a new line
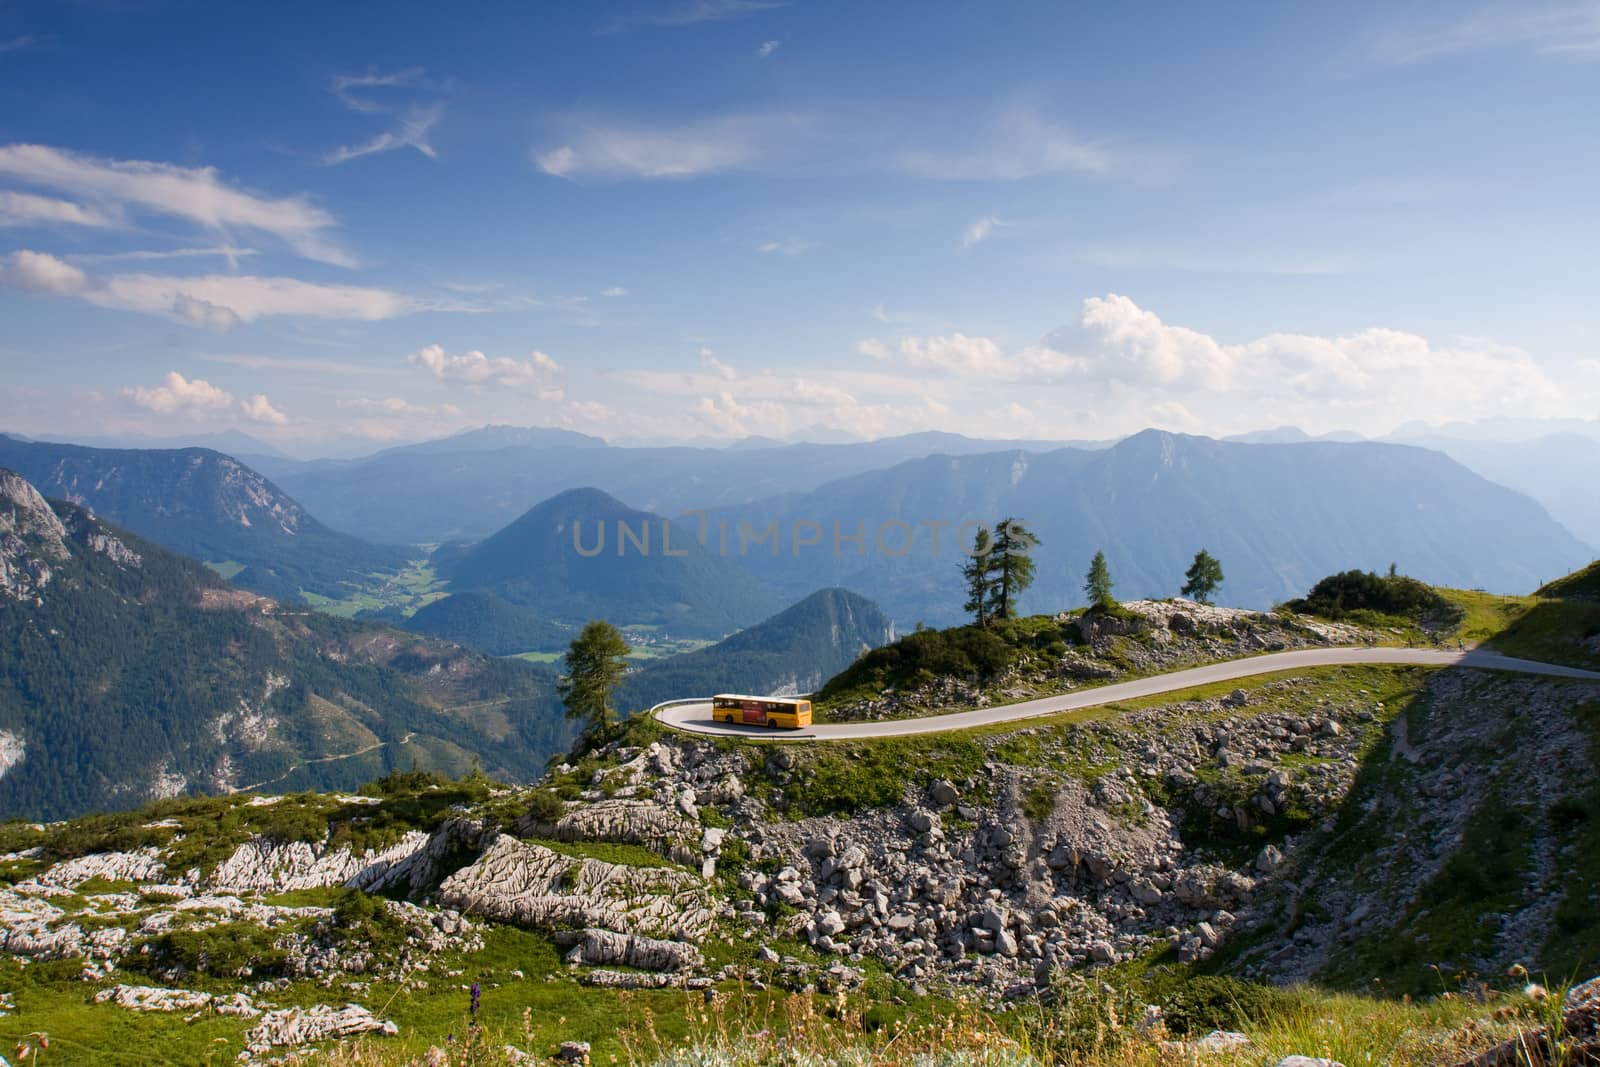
top-left (961, 526), bottom-right (997, 628)
top-left (989, 517), bottom-right (1039, 620)
top-left (558, 620), bottom-right (631, 734)
top-left (1085, 550), bottom-right (1115, 610)
top-left (1180, 549), bottom-right (1224, 605)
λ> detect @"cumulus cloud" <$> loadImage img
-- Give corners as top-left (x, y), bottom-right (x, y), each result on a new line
top-left (860, 293), bottom-right (1593, 435)
top-left (757, 39), bottom-right (780, 57)
top-left (0, 248), bottom-right (88, 293)
top-left (125, 371), bottom-right (234, 415)
top-left (240, 393), bottom-right (288, 425)
top-left (0, 144), bottom-right (355, 266)
top-left (0, 250), bottom-right (422, 329)
top-left (408, 343), bottom-right (563, 394)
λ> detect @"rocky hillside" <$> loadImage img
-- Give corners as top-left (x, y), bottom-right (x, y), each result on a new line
top-left (0, 469), bottom-right (573, 821)
top-left (5, 591), bottom-right (1599, 1061)
top-left (0, 436), bottom-right (409, 601)
top-left (815, 598), bottom-right (1368, 722)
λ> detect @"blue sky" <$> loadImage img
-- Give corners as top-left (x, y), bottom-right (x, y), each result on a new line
top-left (1, 0), bottom-right (1597, 454)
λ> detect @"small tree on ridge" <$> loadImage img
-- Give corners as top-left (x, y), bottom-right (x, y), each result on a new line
top-left (1085, 550), bottom-right (1115, 610)
top-left (1181, 549), bottom-right (1224, 605)
top-left (559, 620), bottom-right (631, 736)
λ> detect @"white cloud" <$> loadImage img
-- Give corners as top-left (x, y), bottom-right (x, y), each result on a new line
top-left (758, 237), bottom-right (813, 255)
top-left (861, 293), bottom-right (1594, 435)
top-left (601, 286), bottom-right (628, 297)
top-left (0, 250), bottom-right (422, 329)
top-left (338, 396), bottom-right (463, 417)
top-left (408, 343), bottom-right (563, 394)
top-left (757, 39), bottom-right (780, 57)
top-left (69, 245), bottom-right (258, 265)
top-left (325, 104), bottom-right (443, 165)
top-left (533, 101), bottom-right (1141, 183)
top-left (536, 113), bottom-right (809, 179)
top-left (0, 144), bottom-right (355, 265)
top-left (0, 248), bottom-right (88, 293)
top-left (960, 214), bottom-right (1003, 248)
top-left (897, 104), bottom-right (1117, 180)
top-left (599, 0), bottom-right (785, 34)
top-left (203, 353), bottom-right (381, 376)
top-left (240, 393), bottom-right (288, 425)
top-left (0, 35), bottom-right (39, 55)
top-left (1374, 2), bottom-right (1600, 63)
top-left (0, 190), bottom-right (120, 228)
top-left (699, 348), bottom-right (738, 380)
top-left (125, 371), bottom-right (234, 415)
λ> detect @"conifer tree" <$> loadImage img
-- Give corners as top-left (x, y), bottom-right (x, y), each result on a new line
top-left (1085, 550), bottom-right (1115, 610)
top-left (559, 620), bottom-right (631, 734)
top-left (1181, 549), bottom-right (1224, 605)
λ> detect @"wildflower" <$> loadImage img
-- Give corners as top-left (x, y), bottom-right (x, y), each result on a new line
top-left (470, 981), bottom-right (481, 1018)
top-left (1525, 984), bottom-right (1549, 1003)
top-left (1508, 964), bottom-right (1529, 979)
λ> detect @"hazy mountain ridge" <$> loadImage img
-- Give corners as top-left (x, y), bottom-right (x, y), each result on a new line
top-left (0, 436), bottom-right (408, 602)
top-left (436, 487), bottom-right (782, 638)
top-left (0, 468), bottom-right (573, 821)
top-left (708, 430), bottom-right (1593, 625)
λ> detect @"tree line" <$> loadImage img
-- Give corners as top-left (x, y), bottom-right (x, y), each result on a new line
top-left (556, 522), bottom-right (1228, 734)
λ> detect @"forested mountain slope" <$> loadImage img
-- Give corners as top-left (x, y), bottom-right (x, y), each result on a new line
top-left (0, 469), bottom-right (570, 821)
top-left (0, 436), bottom-right (407, 601)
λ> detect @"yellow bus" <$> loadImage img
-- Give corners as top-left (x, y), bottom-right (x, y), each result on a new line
top-left (711, 694), bottom-right (813, 729)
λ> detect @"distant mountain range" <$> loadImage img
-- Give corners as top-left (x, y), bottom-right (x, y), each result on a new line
top-left (0, 436), bottom-right (407, 602)
top-left (705, 430), bottom-right (1593, 625)
top-left (0, 468), bottom-right (573, 821)
top-left (618, 587), bottom-right (894, 710)
top-left (434, 487), bottom-right (782, 638)
top-left (264, 431), bottom-right (1100, 544)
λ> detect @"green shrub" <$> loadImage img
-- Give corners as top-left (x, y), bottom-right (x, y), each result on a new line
top-left (1285, 570), bottom-right (1460, 624)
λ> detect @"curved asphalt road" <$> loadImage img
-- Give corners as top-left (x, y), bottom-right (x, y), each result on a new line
top-left (653, 647), bottom-right (1600, 742)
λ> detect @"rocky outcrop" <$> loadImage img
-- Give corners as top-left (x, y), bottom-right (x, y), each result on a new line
top-left (555, 928), bottom-right (703, 971)
top-left (519, 798), bottom-right (699, 863)
top-left (244, 1004), bottom-right (397, 1056)
top-left (209, 831), bottom-right (432, 893)
top-left (95, 984), bottom-right (260, 1017)
top-left (437, 835), bottom-right (714, 941)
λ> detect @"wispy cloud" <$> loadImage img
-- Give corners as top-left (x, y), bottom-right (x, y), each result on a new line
top-left (1373, 2), bottom-right (1600, 63)
top-left (0, 35), bottom-right (40, 56)
top-left (599, 0), bottom-right (785, 35)
top-left (534, 102), bottom-right (1145, 183)
top-left (0, 249), bottom-right (430, 330)
top-left (757, 39), bottom-right (780, 58)
top-left (325, 67), bottom-right (445, 165)
top-left (69, 246), bottom-right (259, 267)
top-left (758, 237), bottom-right (813, 255)
top-left (0, 144), bottom-right (356, 266)
top-left (537, 112), bottom-right (811, 178)
top-left (601, 286), bottom-right (628, 297)
top-left (960, 214), bottom-right (1006, 248)
top-left (0, 189), bottom-right (120, 228)
top-left (201, 352), bottom-right (387, 377)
